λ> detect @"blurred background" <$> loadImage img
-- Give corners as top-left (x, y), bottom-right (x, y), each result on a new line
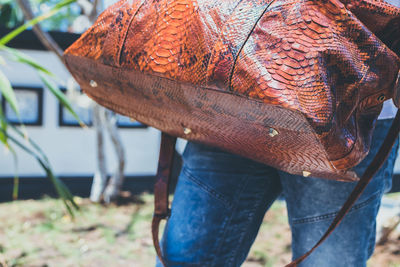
top-left (0, 0), bottom-right (399, 266)
top-left (0, 0), bottom-right (188, 204)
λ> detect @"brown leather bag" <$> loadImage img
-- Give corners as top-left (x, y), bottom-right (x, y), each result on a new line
top-left (63, 0), bottom-right (400, 265)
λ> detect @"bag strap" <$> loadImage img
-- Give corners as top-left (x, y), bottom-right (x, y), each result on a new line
top-left (152, 132), bottom-right (177, 267)
top-left (286, 109), bottom-right (400, 266)
top-left (152, 111), bottom-right (400, 267)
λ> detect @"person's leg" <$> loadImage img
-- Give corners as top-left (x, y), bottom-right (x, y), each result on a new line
top-left (280, 119), bottom-right (399, 267)
top-left (156, 142), bottom-right (282, 267)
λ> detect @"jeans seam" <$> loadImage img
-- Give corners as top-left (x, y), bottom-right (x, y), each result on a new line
top-left (226, 180), bottom-right (269, 266)
top-left (291, 191), bottom-right (382, 225)
top-left (182, 167), bottom-right (234, 209)
top-left (210, 177), bottom-right (252, 267)
top-left (367, 221), bottom-right (377, 258)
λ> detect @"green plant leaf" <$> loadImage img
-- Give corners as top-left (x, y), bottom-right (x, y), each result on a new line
top-left (0, 45), bottom-right (53, 76)
top-left (0, 107), bottom-right (7, 145)
top-left (0, 127), bottom-right (78, 216)
top-left (0, 112), bottom-right (77, 213)
top-left (39, 72), bottom-right (85, 127)
top-left (0, 109), bottom-right (17, 155)
top-left (0, 0), bottom-right (77, 46)
top-left (2, 114), bottom-right (49, 163)
top-left (0, 101), bottom-right (18, 199)
top-left (0, 69), bottom-right (19, 115)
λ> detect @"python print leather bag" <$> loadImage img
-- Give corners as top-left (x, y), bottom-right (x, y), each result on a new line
top-left (64, 0), bottom-right (400, 265)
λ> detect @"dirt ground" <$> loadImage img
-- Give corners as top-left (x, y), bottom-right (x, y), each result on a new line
top-left (0, 193), bottom-right (399, 267)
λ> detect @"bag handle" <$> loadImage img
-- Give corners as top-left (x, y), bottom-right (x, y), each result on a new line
top-left (286, 109), bottom-right (400, 266)
top-left (152, 110), bottom-right (400, 267)
top-left (152, 133), bottom-right (177, 267)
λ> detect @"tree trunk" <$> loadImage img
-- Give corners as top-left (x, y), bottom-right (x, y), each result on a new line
top-left (90, 105), bottom-right (108, 202)
top-left (103, 111), bottom-right (126, 203)
top-left (17, 0), bottom-right (128, 203)
top-left (85, 0), bottom-right (127, 203)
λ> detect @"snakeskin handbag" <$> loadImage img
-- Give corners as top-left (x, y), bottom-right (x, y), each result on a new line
top-left (64, 0), bottom-right (400, 265)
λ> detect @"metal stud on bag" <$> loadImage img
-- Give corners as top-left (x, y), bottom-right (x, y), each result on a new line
top-left (269, 128), bottom-right (279, 137)
top-left (90, 80), bottom-right (98, 88)
top-left (183, 127), bottom-right (192, 135)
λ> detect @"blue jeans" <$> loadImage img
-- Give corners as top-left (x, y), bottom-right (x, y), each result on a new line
top-left (156, 119), bottom-right (399, 267)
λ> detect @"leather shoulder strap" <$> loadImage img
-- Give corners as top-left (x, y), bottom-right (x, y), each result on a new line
top-left (286, 109), bottom-right (400, 266)
top-left (152, 111), bottom-right (400, 267)
top-left (152, 132), bottom-right (177, 267)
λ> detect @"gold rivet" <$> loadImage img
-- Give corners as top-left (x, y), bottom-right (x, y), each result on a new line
top-left (90, 80), bottom-right (98, 88)
top-left (302, 171), bottom-right (311, 177)
top-left (183, 128), bottom-right (192, 135)
top-left (269, 128), bottom-right (279, 137)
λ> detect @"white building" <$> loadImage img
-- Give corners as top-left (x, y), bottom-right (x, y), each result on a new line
top-left (0, 29), bottom-right (184, 200)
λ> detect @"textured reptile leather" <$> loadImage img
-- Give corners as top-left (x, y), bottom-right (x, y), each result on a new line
top-left (63, 1), bottom-right (400, 266)
top-left (287, 109), bottom-right (400, 266)
top-left (64, 0), bottom-right (400, 181)
top-left (150, 112), bottom-right (400, 267)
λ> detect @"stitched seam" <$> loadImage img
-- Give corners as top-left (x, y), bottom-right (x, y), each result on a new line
top-left (211, 176), bottom-right (250, 266)
top-left (227, 0), bottom-right (277, 90)
top-left (226, 180), bottom-right (270, 266)
top-left (182, 167), bottom-right (233, 209)
top-left (204, 0), bottom-right (246, 85)
top-left (208, 211), bottom-right (232, 266)
top-left (117, 0), bottom-right (146, 66)
top-left (291, 191), bottom-right (381, 225)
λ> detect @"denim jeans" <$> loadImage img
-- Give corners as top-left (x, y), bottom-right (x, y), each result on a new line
top-left (156, 119), bottom-right (399, 267)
